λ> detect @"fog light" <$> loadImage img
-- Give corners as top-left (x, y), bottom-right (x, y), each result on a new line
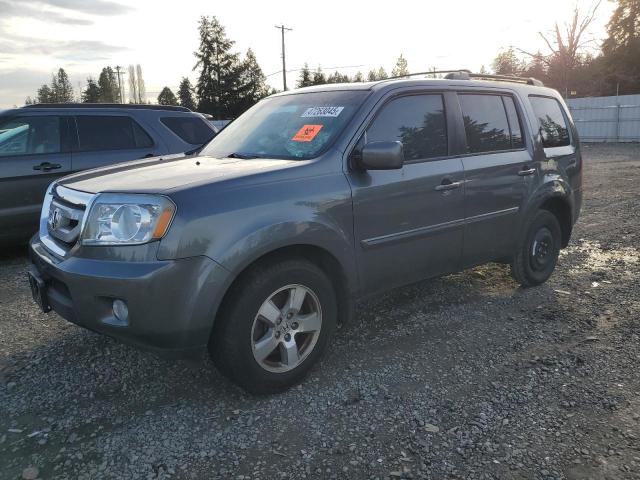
top-left (112, 299), bottom-right (129, 322)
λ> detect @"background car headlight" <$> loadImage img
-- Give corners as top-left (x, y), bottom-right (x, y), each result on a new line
top-left (81, 193), bottom-right (176, 245)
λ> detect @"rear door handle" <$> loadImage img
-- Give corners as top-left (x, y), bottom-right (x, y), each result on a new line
top-left (33, 162), bottom-right (62, 171)
top-left (435, 179), bottom-right (463, 191)
top-left (140, 153), bottom-right (155, 159)
top-left (518, 168), bottom-right (536, 176)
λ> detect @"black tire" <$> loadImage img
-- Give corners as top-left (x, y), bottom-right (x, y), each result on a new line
top-left (209, 258), bottom-right (337, 394)
top-left (511, 210), bottom-right (562, 287)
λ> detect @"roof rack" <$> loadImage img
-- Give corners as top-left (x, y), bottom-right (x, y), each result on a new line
top-left (384, 69), bottom-right (544, 87)
top-left (22, 103), bottom-right (192, 112)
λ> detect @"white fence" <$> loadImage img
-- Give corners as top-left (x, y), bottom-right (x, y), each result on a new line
top-left (567, 94), bottom-right (640, 142)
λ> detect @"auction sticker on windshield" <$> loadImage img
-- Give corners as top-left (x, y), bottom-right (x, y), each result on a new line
top-left (301, 106), bottom-right (344, 117)
top-left (292, 124), bottom-right (323, 142)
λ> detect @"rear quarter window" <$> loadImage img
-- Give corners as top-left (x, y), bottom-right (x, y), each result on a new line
top-left (529, 96), bottom-right (571, 148)
top-left (161, 116), bottom-right (215, 145)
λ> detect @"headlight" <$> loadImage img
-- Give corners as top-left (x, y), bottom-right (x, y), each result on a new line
top-left (81, 193), bottom-right (176, 245)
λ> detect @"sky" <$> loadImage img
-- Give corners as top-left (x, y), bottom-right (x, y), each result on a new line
top-left (0, 0), bottom-right (614, 108)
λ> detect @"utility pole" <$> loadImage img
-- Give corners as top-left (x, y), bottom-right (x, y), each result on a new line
top-left (114, 66), bottom-right (125, 103)
top-left (275, 25), bottom-right (292, 91)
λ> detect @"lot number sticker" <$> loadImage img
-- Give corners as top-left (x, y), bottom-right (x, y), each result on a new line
top-left (292, 124), bottom-right (323, 142)
top-left (301, 106), bottom-right (344, 118)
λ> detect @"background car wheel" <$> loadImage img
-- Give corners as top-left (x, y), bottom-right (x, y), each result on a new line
top-left (511, 210), bottom-right (562, 287)
top-left (209, 258), bottom-right (337, 394)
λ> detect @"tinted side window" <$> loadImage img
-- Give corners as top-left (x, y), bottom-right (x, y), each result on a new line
top-left (459, 94), bottom-right (511, 153)
top-left (76, 116), bottom-right (153, 151)
top-left (503, 96), bottom-right (524, 148)
top-left (529, 96), bottom-right (570, 147)
top-left (0, 116), bottom-right (61, 157)
top-left (365, 95), bottom-right (447, 161)
top-left (161, 116), bottom-right (215, 145)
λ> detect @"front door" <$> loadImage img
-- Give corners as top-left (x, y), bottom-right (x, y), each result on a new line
top-left (347, 93), bottom-right (465, 295)
top-left (0, 115), bottom-right (71, 241)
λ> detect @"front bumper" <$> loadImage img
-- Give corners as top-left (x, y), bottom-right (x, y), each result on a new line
top-left (28, 236), bottom-right (231, 354)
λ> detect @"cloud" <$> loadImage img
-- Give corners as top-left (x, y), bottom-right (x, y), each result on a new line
top-left (29, 0), bottom-right (132, 16)
top-left (0, 35), bottom-right (127, 60)
top-left (0, 0), bottom-right (93, 26)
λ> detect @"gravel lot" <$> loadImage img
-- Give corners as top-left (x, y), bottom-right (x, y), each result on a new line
top-left (1, 143), bottom-right (639, 480)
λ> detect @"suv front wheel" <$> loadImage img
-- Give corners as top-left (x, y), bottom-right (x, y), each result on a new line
top-left (210, 258), bottom-right (337, 394)
top-left (511, 209), bottom-right (562, 287)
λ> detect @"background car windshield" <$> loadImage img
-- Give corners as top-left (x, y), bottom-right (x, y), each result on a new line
top-left (201, 90), bottom-right (368, 160)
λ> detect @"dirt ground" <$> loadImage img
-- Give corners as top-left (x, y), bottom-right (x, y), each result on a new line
top-left (1, 143), bottom-right (639, 480)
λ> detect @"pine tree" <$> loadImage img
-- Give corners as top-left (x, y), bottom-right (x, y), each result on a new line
top-left (193, 16), bottom-right (243, 118)
top-left (602, 0), bottom-right (640, 93)
top-left (311, 66), bottom-right (326, 85)
top-left (297, 63), bottom-right (313, 88)
top-left (177, 77), bottom-right (196, 110)
top-left (353, 71), bottom-right (364, 82)
top-left (377, 67), bottom-right (388, 80)
top-left (391, 54), bottom-right (409, 77)
top-left (25, 96), bottom-right (34, 105)
top-left (82, 78), bottom-right (101, 103)
top-left (157, 87), bottom-right (178, 106)
top-left (492, 48), bottom-right (525, 75)
top-left (97, 67), bottom-right (119, 103)
top-left (36, 84), bottom-right (53, 103)
top-left (51, 68), bottom-right (74, 102)
top-left (236, 48), bottom-right (269, 115)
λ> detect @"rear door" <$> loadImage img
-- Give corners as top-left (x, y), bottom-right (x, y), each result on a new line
top-left (347, 91), bottom-right (465, 295)
top-left (0, 114), bottom-right (71, 240)
top-left (71, 114), bottom-right (164, 171)
top-left (455, 92), bottom-right (533, 266)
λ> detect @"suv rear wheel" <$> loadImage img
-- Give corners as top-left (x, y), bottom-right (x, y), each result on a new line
top-left (210, 258), bottom-right (337, 394)
top-left (511, 210), bottom-right (562, 287)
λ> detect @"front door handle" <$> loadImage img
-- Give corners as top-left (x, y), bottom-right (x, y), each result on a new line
top-left (33, 162), bottom-right (62, 171)
top-left (518, 168), bottom-right (536, 176)
top-left (435, 179), bottom-right (463, 191)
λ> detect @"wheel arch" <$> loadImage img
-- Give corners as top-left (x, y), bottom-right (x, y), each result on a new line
top-left (522, 179), bottom-right (575, 249)
top-left (212, 242), bottom-right (355, 334)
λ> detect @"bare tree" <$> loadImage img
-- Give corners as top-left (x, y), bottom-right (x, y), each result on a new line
top-left (128, 65), bottom-right (138, 104)
top-left (136, 64), bottom-right (146, 104)
top-left (517, 2), bottom-right (601, 93)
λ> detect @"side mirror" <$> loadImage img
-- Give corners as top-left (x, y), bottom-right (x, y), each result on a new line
top-left (359, 141), bottom-right (404, 170)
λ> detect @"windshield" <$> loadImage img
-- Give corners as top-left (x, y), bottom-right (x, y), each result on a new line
top-left (201, 90), bottom-right (369, 160)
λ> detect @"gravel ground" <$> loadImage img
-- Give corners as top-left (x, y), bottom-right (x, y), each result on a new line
top-left (1, 143), bottom-right (639, 480)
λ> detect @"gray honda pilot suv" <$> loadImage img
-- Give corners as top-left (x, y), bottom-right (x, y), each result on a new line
top-left (28, 72), bottom-right (582, 393)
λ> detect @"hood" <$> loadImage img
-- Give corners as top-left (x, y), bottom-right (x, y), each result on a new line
top-left (58, 154), bottom-right (299, 194)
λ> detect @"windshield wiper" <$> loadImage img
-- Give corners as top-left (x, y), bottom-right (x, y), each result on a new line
top-left (226, 152), bottom-right (262, 159)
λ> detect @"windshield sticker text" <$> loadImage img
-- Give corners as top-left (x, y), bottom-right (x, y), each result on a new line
top-left (292, 124), bottom-right (323, 142)
top-left (301, 106), bottom-right (344, 118)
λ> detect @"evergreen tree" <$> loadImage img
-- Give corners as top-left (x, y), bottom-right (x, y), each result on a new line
top-left (377, 67), bottom-right (388, 80)
top-left (311, 66), bottom-right (326, 85)
top-left (391, 54), bottom-right (409, 77)
top-left (82, 78), bottom-right (101, 103)
top-left (367, 69), bottom-right (378, 81)
top-left (36, 84), bottom-right (53, 103)
top-left (236, 48), bottom-right (269, 114)
top-left (297, 63), bottom-right (313, 88)
top-left (492, 48), bottom-right (525, 75)
top-left (602, 0), bottom-right (640, 94)
top-left (24, 96), bottom-right (34, 105)
top-left (51, 68), bottom-right (74, 102)
top-left (177, 77), bottom-right (196, 110)
top-left (157, 87), bottom-right (178, 106)
top-left (353, 71), bottom-right (364, 82)
top-left (326, 71), bottom-right (350, 83)
top-left (97, 67), bottom-right (119, 103)
top-left (193, 15), bottom-right (243, 118)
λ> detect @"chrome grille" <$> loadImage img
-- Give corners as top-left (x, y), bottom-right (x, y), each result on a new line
top-left (40, 184), bottom-right (94, 257)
